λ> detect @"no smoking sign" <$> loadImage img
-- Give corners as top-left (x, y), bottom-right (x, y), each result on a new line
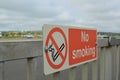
top-left (43, 24), bottom-right (97, 75)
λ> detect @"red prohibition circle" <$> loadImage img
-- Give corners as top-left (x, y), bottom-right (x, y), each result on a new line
top-left (45, 27), bottom-right (67, 69)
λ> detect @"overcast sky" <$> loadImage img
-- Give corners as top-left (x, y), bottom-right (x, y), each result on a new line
top-left (0, 0), bottom-right (120, 32)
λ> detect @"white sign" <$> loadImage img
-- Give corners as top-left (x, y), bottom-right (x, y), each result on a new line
top-left (43, 24), bottom-right (97, 75)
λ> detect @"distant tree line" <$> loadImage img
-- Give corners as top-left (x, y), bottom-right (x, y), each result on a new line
top-left (98, 32), bottom-right (120, 36)
top-left (1, 31), bottom-right (42, 39)
top-left (98, 32), bottom-right (120, 38)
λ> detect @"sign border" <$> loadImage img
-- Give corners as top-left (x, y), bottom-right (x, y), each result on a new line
top-left (45, 27), bottom-right (68, 69)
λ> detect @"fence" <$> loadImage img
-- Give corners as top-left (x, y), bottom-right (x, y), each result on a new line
top-left (0, 38), bottom-right (120, 80)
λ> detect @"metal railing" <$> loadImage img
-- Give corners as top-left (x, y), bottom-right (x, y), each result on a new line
top-left (0, 38), bottom-right (120, 80)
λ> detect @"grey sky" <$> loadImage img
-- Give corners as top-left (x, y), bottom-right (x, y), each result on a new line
top-left (0, 0), bottom-right (120, 32)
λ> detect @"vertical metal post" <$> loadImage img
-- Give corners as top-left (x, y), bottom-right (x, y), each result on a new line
top-left (116, 46), bottom-right (120, 80)
top-left (0, 61), bottom-right (5, 80)
top-left (53, 72), bottom-right (60, 80)
top-left (69, 67), bottom-right (76, 80)
top-left (104, 47), bottom-right (112, 80)
top-left (82, 63), bottom-right (88, 80)
top-left (119, 46), bottom-right (120, 80)
top-left (111, 46), bottom-right (116, 80)
top-left (92, 60), bottom-right (98, 80)
top-left (88, 62), bottom-right (92, 80)
top-left (99, 48), bottom-right (105, 80)
top-left (27, 57), bottom-right (37, 80)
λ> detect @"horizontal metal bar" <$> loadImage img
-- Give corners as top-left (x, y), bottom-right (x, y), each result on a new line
top-left (0, 40), bottom-right (42, 61)
top-left (0, 38), bottom-right (120, 62)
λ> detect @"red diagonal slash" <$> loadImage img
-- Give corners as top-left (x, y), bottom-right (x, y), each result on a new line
top-left (50, 35), bottom-right (65, 60)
